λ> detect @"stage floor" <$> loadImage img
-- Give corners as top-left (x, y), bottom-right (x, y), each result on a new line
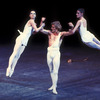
top-left (0, 44), bottom-right (100, 100)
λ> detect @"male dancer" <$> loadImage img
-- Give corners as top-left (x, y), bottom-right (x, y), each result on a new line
top-left (6, 10), bottom-right (45, 77)
top-left (68, 8), bottom-right (100, 50)
top-left (40, 20), bottom-right (72, 94)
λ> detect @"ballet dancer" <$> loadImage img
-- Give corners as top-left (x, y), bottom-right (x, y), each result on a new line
top-left (6, 10), bottom-right (45, 77)
top-left (68, 8), bottom-right (100, 50)
top-left (40, 20), bottom-right (73, 94)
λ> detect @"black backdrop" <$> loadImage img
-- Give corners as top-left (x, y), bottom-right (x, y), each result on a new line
top-left (1, 1), bottom-right (100, 47)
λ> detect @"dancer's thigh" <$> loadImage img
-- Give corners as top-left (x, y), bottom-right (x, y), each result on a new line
top-left (47, 52), bottom-right (53, 72)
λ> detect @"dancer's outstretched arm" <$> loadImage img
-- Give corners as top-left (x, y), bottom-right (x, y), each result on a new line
top-left (17, 20), bottom-right (45, 35)
top-left (40, 17), bottom-right (51, 35)
top-left (41, 29), bottom-right (51, 35)
top-left (61, 31), bottom-right (74, 36)
top-left (68, 20), bottom-right (81, 34)
top-left (60, 21), bottom-right (81, 37)
top-left (30, 19), bottom-right (45, 32)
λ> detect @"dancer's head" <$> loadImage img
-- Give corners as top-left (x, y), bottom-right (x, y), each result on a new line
top-left (29, 10), bottom-right (36, 19)
top-left (76, 8), bottom-right (85, 19)
top-left (51, 21), bottom-right (62, 33)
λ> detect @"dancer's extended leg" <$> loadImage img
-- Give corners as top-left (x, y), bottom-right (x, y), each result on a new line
top-left (6, 43), bottom-right (25, 77)
top-left (85, 41), bottom-right (100, 50)
top-left (93, 37), bottom-right (100, 45)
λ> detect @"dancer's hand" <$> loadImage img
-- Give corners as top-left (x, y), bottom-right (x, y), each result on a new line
top-left (40, 17), bottom-right (46, 26)
top-left (68, 22), bottom-right (74, 28)
top-left (41, 17), bottom-right (46, 22)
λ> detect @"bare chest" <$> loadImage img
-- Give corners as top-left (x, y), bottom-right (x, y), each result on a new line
top-left (49, 34), bottom-right (59, 41)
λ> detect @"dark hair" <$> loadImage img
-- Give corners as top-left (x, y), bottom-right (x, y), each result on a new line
top-left (51, 21), bottom-right (62, 31)
top-left (77, 8), bottom-right (85, 14)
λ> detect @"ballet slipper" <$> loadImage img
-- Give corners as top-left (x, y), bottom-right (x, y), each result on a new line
top-left (6, 68), bottom-right (10, 77)
top-left (9, 70), bottom-right (14, 77)
top-left (52, 88), bottom-right (58, 94)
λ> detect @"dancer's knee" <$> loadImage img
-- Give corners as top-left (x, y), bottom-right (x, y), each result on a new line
top-left (49, 68), bottom-right (57, 74)
top-left (14, 54), bottom-right (20, 59)
top-left (50, 69), bottom-right (53, 73)
top-left (53, 69), bottom-right (58, 75)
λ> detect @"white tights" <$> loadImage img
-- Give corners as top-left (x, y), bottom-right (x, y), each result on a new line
top-left (47, 47), bottom-right (60, 94)
top-left (6, 42), bottom-right (25, 77)
top-left (85, 36), bottom-right (100, 50)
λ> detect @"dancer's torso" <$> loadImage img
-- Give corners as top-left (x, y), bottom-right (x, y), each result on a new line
top-left (18, 24), bottom-right (34, 46)
top-left (79, 20), bottom-right (94, 42)
top-left (22, 25), bottom-right (33, 37)
top-left (48, 32), bottom-right (62, 48)
top-left (79, 20), bottom-right (87, 37)
top-left (47, 32), bottom-right (61, 58)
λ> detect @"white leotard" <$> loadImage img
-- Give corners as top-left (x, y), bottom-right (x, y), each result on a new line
top-left (16, 25), bottom-right (35, 46)
top-left (79, 21), bottom-right (94, 43)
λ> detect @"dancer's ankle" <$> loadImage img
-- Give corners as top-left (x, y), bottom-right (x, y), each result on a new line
top-left (6, 68), bottom-right (10, 77)
top-left (48, 85), bottom-right (53, 90)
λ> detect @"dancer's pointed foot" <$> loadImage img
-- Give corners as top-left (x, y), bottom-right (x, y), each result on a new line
top-left (9, 70), bottom-right (14, 77)
top-left (52, 88), bottom-right (58, 94)
top-left (48, 86), bottom-right (53, 91)
top-left (6, 68), bottom-right (10, 77)
top-left (6, 68), bottom-right (14, 77)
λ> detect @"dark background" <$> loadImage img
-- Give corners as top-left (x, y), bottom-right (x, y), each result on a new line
top-left (1, 0), bottom-right (100, 47)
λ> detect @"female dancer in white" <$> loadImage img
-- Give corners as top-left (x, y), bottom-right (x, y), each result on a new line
top-left (68, 8), bottom-right (100, 50)
top-left (6, 10), bottom-right (45, 77)
top-left (41, 20), bottom-right (73, 94)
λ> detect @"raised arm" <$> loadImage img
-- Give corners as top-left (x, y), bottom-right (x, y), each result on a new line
top-left (68, 20), bottom-right (81, 34)
top-left (61, 21), bottom-right (81, 37)
top-left (30, 19), bottom-right (45, 32)
top-left (40, 17), bottom-right (46, 26)
top-left (40, 17), bottom-right (51, 35)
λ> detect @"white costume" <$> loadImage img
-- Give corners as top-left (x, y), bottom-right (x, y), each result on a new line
top-left (17, 25), bottom-right (34, 46)
top-left (47, 32), bottom-right (62, 94)
top-left (79, 20), bottom-right (100, 50)
top-left (6, 25), bottom-right (34, 77)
